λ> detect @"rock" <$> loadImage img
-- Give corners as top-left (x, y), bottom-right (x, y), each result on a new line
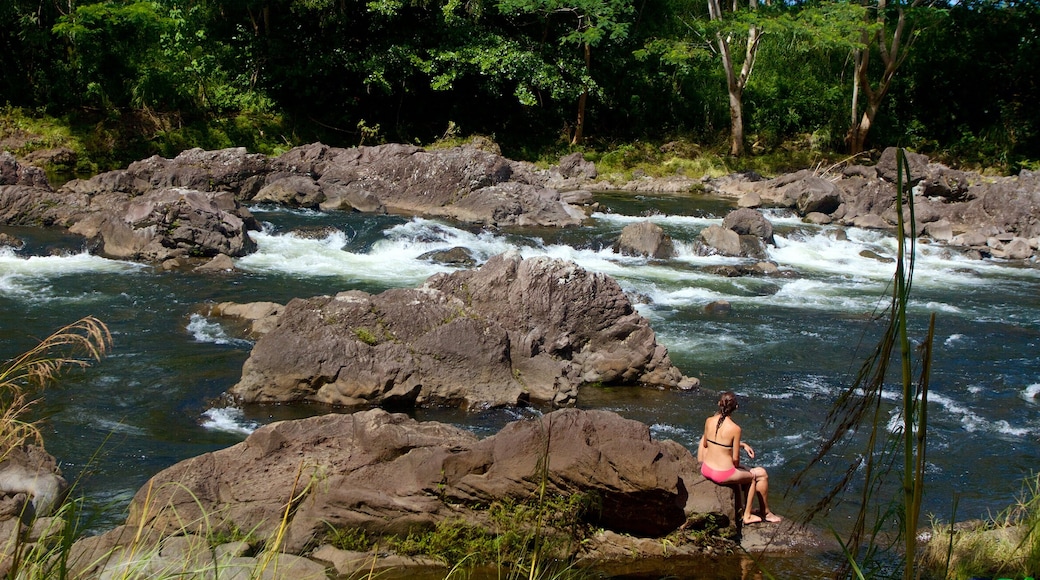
top-left (613, 221), bottom-right (675, 258)
top-left (253, 175), bottom-right (325, 208)
top-left (0, 445), bottom-right (67, 520)
top-left (859, 249), bottom-right (895, 263)
top-left (229, 253), bottom-right (694, 408)
top-left (555, 152), bottom-right (598, 180)
top-left (417, 246), bottom-right (477, 267)
top-left (0, 143), bottom-right (594, 264)
top-left (950, 231), bottom-right (988, 247)
top-left (737, 192), bottom-right (762, 208)
top-left (700, 224), bottom-right (741, 256)
top-left (803, 212), bottom-right (832, 225)
top-left (794, 177), bottom-right (842, 216)
top-left (209, 301), bottom-right (284, 338)
top-left (875, 147), bottom-right (930, 184)
top-left (704, 300), bottom-right (732, 314)
top-left (851, 214), bottom-right (890, 230)
top-left (992, 237), bottom-right (1033, 260)
top-left (23, 147), bottom-right (77, 170)
top-left (723, 208), bottom-right (775, 245)
top-left (290, 143), bottom-right (585, 228)
top-left (125, 147), bottom-right (271, 195)
top-left (119, 409), bottom-right (719, 556)
top-left (0, 152), bottom-right (50, 189)
top-left (63, 188), bottom-right (259, 261)
top-left (922, 218), bottom-right (953, 241)
top-left (194, 253), bottom-right (236, 272)
top-left (0, 232), bottom-right (23, 248)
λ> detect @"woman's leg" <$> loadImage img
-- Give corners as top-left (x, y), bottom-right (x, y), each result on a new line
top-left (727, 469), bottom-right (762, 524)
top-left (750, 467), bottom-right (781, 522)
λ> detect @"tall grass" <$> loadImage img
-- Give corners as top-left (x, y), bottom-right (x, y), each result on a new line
top-left (0, 316), bottom-right (111, 577)
top-left (923, 473), bottom-right (1040, 579)
top-left (791, 148), bottom-right (935, 579)
top-left (0, 316), bottom-right (111, 459)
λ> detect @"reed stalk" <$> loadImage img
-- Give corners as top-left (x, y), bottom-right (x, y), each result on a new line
top-left (792, 148), bottom-right (935, 579)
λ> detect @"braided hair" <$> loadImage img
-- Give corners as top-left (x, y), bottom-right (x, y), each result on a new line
top-left (716, 391), bottom-right (738, 434)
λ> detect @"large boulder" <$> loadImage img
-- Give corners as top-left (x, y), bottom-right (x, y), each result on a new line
top-left (272, 143), bottom-right (586, 227)
top-left (62, 188), bottom-right (258, 261)
top-left (722, 208), bottom-right (775, 245)
top-left (228, 253), bottom-right (697, 409)
top-left (0, 445), bottom-right (67, 521)
top-left (117, 409), bottom-right (718, 556)
top-left (0, 152), bottom-right (50, 189)
top-left (613, 221), bottom-right (676, 258)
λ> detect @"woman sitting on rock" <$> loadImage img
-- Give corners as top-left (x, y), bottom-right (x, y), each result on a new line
top-left (698, 390), bottom-right (782, 525)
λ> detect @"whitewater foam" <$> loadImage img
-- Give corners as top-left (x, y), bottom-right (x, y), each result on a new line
top-left (200, 407), bottom-right (258, 435)
top-left (186, 314), bottom-right (252, 347)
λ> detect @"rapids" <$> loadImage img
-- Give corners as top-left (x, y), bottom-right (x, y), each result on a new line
top-left (2, 191), bottom-right (1038, 575)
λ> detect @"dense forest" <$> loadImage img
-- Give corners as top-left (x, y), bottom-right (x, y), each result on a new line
top-left (1, 0), bottom-right (1037, 173)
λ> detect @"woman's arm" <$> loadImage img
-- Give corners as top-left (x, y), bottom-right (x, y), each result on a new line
top-left (741, 441), bottom-right (755, 459)
top-left (731, 426), bottom-right (742, 465)
top-left (697, 434), bottom-right (706, 462)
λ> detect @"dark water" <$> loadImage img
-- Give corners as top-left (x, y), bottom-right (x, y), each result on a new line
top-left (2, 192), bottom-right (1039, 577)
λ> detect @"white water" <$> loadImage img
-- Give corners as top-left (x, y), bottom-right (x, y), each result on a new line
top-left (2, 198), bottom-right (1039, 535)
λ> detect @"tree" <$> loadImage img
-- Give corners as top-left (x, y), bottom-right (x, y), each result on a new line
top-left (846, 0), bottom-right (930, 153)
top-left (497, 0), bottom-right (634, 144)
top-left (707, 0), bottom-right (767, 156)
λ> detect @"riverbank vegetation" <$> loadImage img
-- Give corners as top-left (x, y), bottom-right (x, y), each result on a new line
top-left (2, 0), bottom-right (1038, 176)
top-left (923, 473), bottom-right (1040, 580)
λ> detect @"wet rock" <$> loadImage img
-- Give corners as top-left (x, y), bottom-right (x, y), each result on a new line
top-left (418, 246), bottom-right (477, 267)
top-left (704, 300), bottom-right (732, 314)
top-left (723, 208), bottom-right (775, 245)
top-left (614, 220), bottom-right (675, 258)
top-left (194, 253), bottom-right (236, 272)
top-left (700, 224), bottom-right (741, 256)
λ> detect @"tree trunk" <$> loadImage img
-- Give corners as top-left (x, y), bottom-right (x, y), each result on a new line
top-left (847, 0), bottom-right (919, 154)
top-left (570, 42), bottom-right (592, 146)
top-left (726, 62), bottom-right (746, 156)
top-left (710, 0), bottom-right (762, 157)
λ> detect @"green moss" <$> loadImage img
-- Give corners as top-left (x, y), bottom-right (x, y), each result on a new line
top-left (353, 327), bottom-right (379, 346)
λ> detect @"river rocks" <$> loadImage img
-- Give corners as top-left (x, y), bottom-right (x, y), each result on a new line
top-left (62, 187), bottom-right (258, 261)
top-left (706, 148), bottom-right (1040, 260)
top-left (698, 208), bottom-right (776, 260)
top-left (722, 207), bottom-right (775, 244)
top-left (613, 220), bottom-right (675, 258)
top-left (265, 143), bottom-right (586, 227)
top-left (228, 253), bottom-right (696, 409)
top-left (0, 445), bottom-right (68, 576)
top-left (100, 409), bottom-right (725, 568)
top-left (0, 152), bottom-right (49, 189)
top-left (0, 144), bottom-right (591, 264)
top-left (700, 224), bottom-right (741, 256)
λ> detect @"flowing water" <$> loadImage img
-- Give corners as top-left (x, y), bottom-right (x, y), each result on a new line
top-left (2, 191), bottom-right (1039, 576)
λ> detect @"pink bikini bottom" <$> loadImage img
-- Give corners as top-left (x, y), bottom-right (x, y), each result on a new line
top-left (701, 463), bottom-right (737, 484)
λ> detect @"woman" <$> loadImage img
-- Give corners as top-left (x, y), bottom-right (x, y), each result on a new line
top-left (698, 391), bottom-right (782, 524)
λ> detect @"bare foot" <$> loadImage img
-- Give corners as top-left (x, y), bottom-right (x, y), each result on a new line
top-left (742, 514), bottom-right (763, 525)
top-left (762, 512), bottom-right (782, 523)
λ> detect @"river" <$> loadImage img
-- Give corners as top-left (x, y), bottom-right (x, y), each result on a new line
top-left (2, 191), bottom-right (1038, 576)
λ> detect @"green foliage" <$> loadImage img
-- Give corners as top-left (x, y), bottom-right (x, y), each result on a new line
top-left (0, 0), bottom-right (1036, 169)
top-left (323, 492), bottom-right (597, 570)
